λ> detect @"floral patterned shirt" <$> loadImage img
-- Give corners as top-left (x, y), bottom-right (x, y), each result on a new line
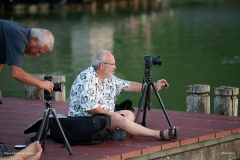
top-left (68, 66), bottom-right (130, 117)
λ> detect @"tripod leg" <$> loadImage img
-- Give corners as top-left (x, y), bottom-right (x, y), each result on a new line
top-left (51, 108), bottom-right (73, 155)
top-left (41, 111), bottom-right (50, 151)
top-left (135, 83), bottom-right (148, 123)
top-left (141, 82), bottom-right (151, 127)
top-left (151, 82), bottom-right (173, 127)
top-left (141, 99), bottom-right (147, 127)
top-left (36, 108), bottom-right (51, 142)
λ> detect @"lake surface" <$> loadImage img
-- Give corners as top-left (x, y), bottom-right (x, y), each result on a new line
top-left (1, 0), bottom-right (240, 115)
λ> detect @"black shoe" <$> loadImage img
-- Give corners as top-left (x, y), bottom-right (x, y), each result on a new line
top-left (0, 142), bottom-right (16, 158)
top-left (108, 129), bottom-right (126, 141)
top-left (0, 142), bottom-right (5, 158)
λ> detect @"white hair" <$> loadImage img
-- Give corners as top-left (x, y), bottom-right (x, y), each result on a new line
top-left (31, 28), bottom-right (54, 51)
top-left (91, 50), bottom-right (111, 69)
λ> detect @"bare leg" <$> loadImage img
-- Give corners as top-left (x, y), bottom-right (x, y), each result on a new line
top-left (111, 114), bottom-right (175, 140)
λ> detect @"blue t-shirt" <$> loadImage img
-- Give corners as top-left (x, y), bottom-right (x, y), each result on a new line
top-left (0, 19), bottom-right (31, 68)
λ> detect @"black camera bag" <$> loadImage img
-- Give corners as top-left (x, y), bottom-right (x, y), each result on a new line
top-left (114, 99), bottom-right (134, 112)
top-left (50, 113), bottom-right (111, 145)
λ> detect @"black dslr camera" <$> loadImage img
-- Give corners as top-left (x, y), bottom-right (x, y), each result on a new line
top-left (44, 76), bottom-right (63, 101)
top-left (144, 55), bottom-right (162, 69)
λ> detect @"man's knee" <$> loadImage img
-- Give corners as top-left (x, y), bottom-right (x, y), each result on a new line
top-left (111, 114), bottom-right (126, 129)
top-left (111, 114), bottom-right (125, 122)
top-left (119, 110), bottom-right (135, 121)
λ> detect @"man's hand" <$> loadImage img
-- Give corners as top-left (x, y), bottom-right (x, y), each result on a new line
top-left (41, 80), bottom-right (54, 93)
top-left (154, 79), bottom-right (169, 91)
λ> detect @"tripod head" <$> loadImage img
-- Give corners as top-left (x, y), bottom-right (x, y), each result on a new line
top-left (44, 100), bottom-right (52, 109)
top-left (145, 68), bottom-right (153, 82)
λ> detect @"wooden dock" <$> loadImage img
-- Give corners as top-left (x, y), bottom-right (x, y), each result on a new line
top-left (0, 97), bottom-right (239, 160)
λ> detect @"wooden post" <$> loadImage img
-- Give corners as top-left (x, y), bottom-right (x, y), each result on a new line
top-left (214, 86), bottom-right (239, 116)
top-left (24, 74), bottom-right (45, 100)
top-left (186, 84), bottom-right (210, 114)
top-left (24, 74), bottom-right (66, 101)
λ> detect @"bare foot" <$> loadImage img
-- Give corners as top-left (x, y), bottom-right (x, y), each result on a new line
top-left (3, 141), bottom-right (42, 160)
top-left (26, 147), bottom-right (42, 160)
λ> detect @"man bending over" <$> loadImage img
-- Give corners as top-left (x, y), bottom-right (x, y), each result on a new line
top-left (0, 19), bottom-right (55, 102)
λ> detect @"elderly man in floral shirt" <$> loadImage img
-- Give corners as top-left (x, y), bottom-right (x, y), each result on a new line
top-left (68, 50), bottom-right (178, 141)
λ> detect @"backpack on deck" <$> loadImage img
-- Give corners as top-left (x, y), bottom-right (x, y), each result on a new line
top-left (50, 113), bottom-right (111, 145)
top-left (114, 99), bottom-right (134, 112)
top-left (24, 113), bottom-right (111, 145)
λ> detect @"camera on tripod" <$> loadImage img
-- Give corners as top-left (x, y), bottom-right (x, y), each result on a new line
top-left (44, 76), bottom-right (63, 101)
top-left (134, 55), bottom-right (176, 131)
top-left (144, 55), bottom-right (162, 69)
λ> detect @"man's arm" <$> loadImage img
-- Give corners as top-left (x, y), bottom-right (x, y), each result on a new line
top-left (124, 80), bottom-right (169, 93)
top-left (10, 65), bottom-right (54, 93)
top-left (124, 82), bottom-right (143, 92)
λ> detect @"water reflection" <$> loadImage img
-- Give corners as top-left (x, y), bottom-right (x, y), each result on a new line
top-left (0, 0), bottom-right (240, 116)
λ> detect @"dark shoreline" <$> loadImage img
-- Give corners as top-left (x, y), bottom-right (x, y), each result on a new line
top-left (0, 0), bottom-right (164, 13)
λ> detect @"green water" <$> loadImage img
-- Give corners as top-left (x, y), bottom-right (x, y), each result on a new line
top-left (0, 0), bottom-right (240, 115)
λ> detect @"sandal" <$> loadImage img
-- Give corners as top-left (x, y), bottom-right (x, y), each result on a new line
top-left (160, 126), bottom-right (178, 140)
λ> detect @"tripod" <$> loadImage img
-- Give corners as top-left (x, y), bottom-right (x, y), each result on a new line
top-left (135, 68), bottom-right (173, 128)
top-left (36, 100), bottom-right (72, 155)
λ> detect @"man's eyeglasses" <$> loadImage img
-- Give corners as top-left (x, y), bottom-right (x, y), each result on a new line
top-left (103, 62), bottom-right (115, 66)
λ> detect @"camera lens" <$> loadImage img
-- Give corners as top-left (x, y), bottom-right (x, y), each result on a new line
top-left (53, 83), bottom-right (63, 92)
top-left (152, 56), bottom-right (161, 66)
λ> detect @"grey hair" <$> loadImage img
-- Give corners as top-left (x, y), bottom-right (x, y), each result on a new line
top-left (31, 28), bottom-right (54, 51)
top-left (91, 50), bottom-right (111, 69)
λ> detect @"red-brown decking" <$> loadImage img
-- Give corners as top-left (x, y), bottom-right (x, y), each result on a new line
top-left (0, 97), bottom-right (239, 160)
